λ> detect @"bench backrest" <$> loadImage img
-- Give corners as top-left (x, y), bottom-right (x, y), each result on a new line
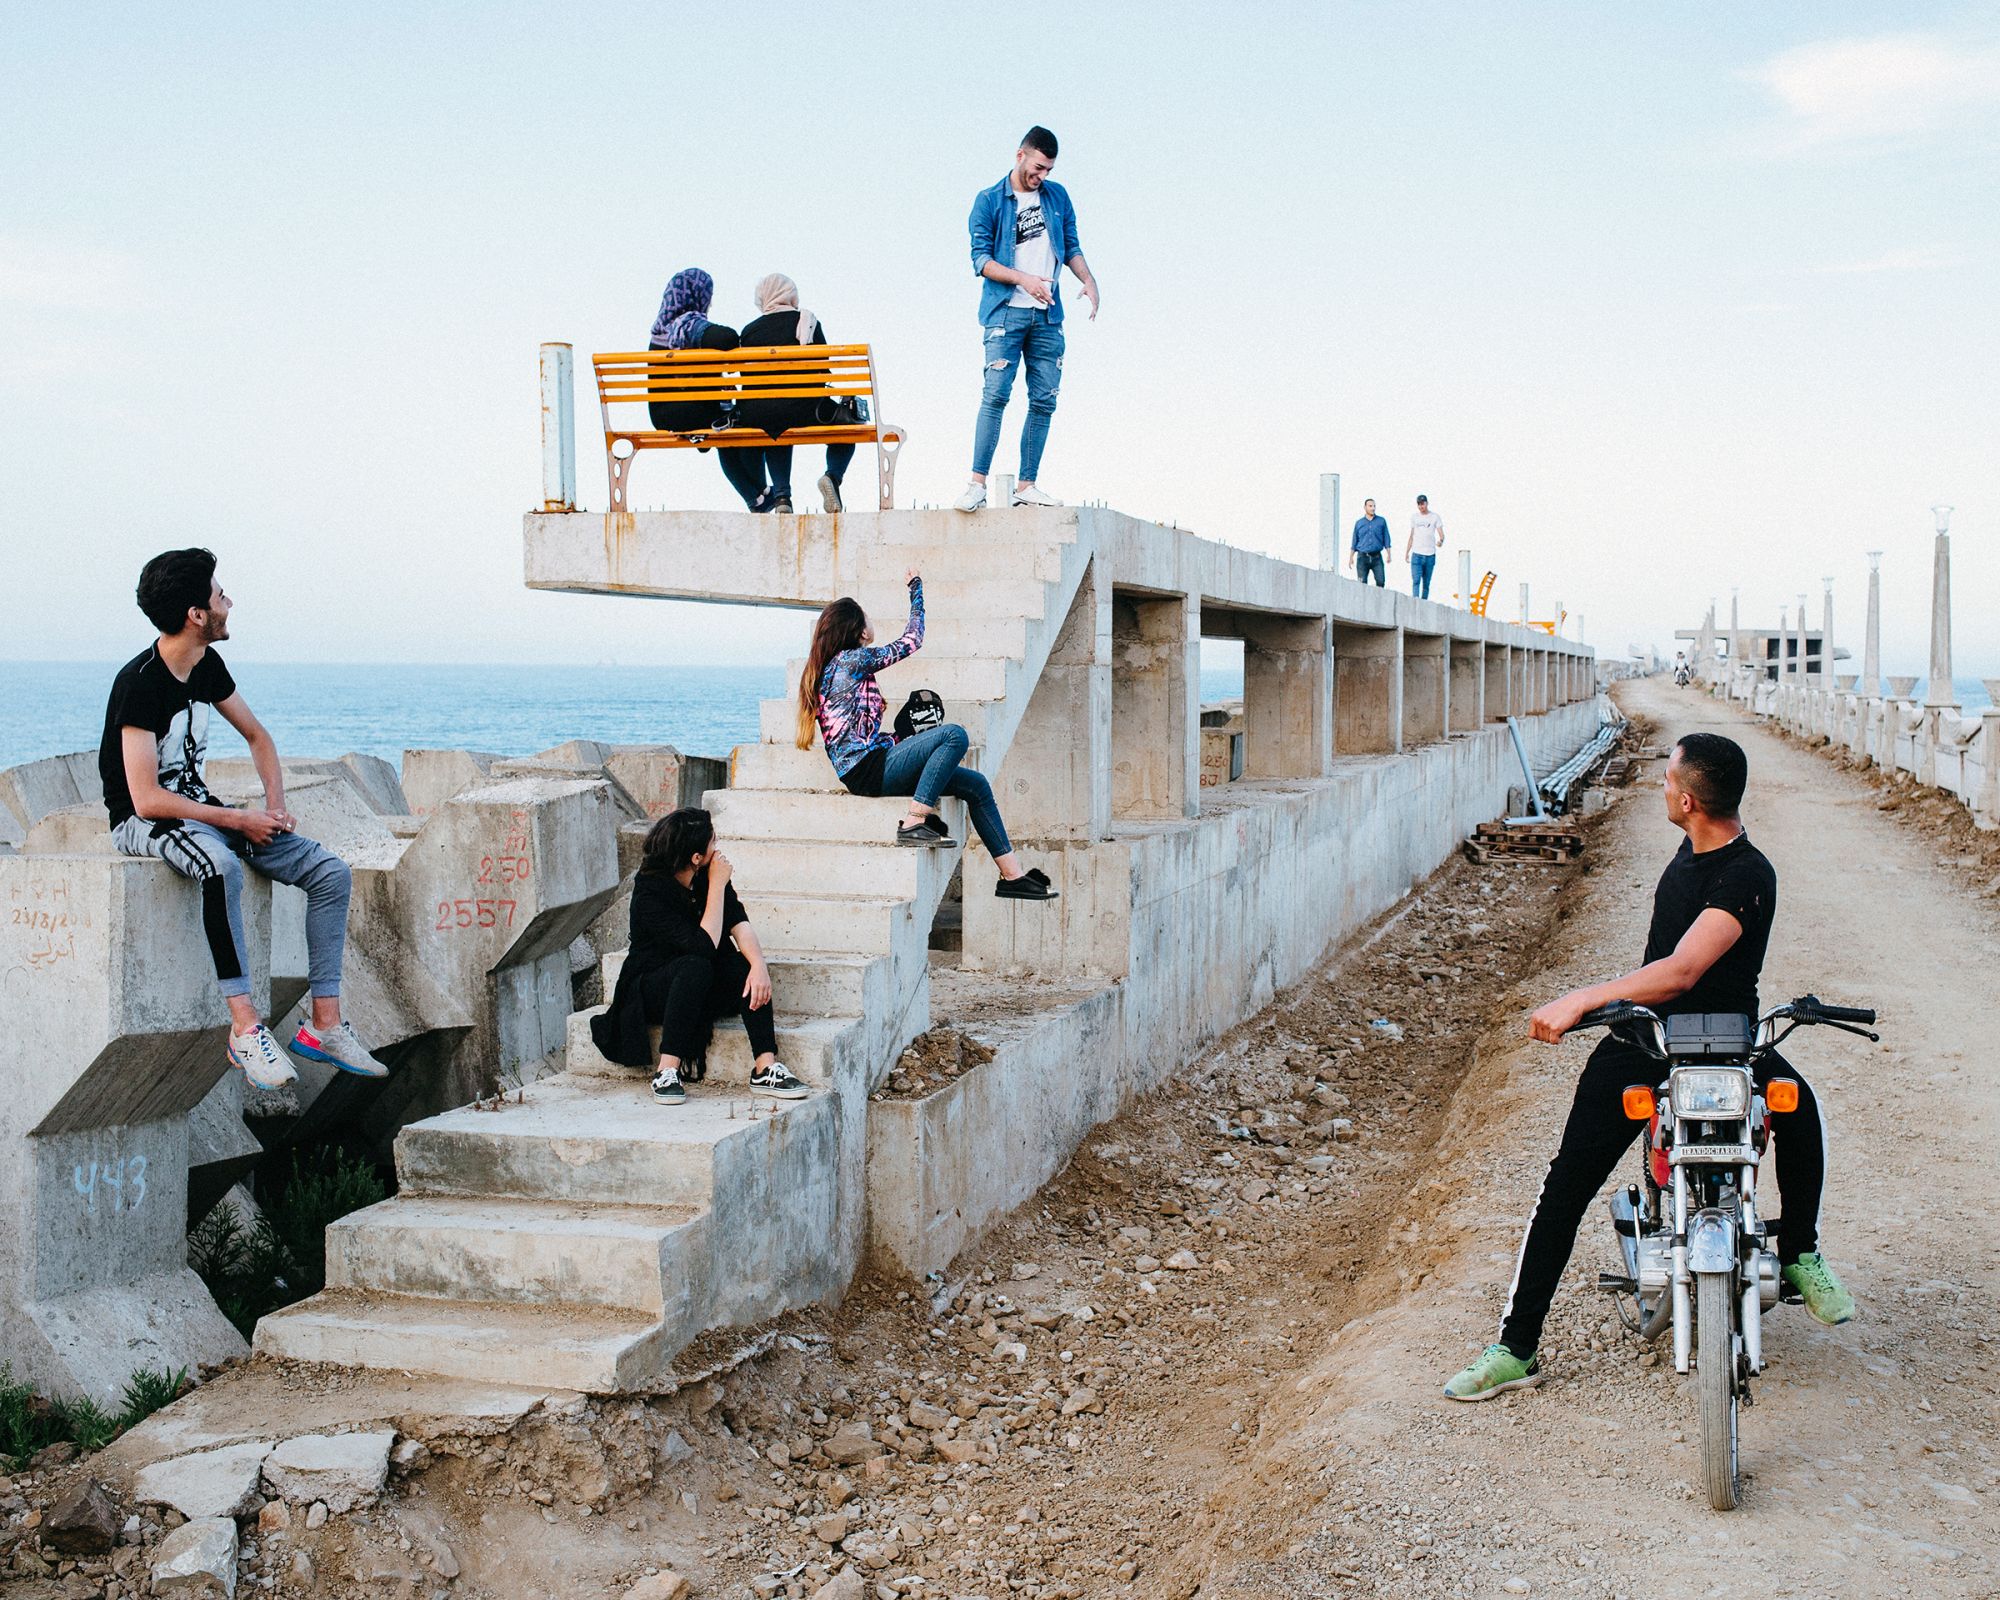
top-left (594, 345), bottom-right (878, 417)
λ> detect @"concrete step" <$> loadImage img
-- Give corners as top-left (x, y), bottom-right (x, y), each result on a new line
top-left (707, 788), bottom-right (969, 844)
top-left (252, 1289), bottom-right (673, 1393)
top-left (737, 890), bottom-right (910, 956)
top-left (782, 653), bottom-right (1013, 706)
top-left (760, 695), bottom-right (996, 746)
top-left (393, 1073), bottom-right (820, 1206)
top-left (593, 947), bottom-right (879, 1020)
top-left (729, 744), bottom-right (849, 793)
top-left (724, 834), bottom-right (961, 900)
top-left (565, 1007), bottom-right (857, 1086)
top-left (325, 1194), bottom-right (708, 1314)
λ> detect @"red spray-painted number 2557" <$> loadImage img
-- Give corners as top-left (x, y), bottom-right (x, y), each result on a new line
top-left (435, 899), bottom-right (518, 931)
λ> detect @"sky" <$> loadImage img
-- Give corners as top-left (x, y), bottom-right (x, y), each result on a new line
top-left (1, 2), bottom-right (1994, 676)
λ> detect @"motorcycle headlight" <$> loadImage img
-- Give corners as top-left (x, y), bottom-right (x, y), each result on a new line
top-left (1669, 1067), bottom-right (1750, 1119)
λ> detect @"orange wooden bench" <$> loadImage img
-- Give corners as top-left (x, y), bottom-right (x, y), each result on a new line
top-left (592, 345), bottom-right (907, 513)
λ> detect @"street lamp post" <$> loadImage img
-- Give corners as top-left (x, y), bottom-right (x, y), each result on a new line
top-left (1862, 552), bottom-right (1882, 699)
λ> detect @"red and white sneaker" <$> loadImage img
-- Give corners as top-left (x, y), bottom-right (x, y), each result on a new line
top-left (289, 1021), bottom-right (389, 1079)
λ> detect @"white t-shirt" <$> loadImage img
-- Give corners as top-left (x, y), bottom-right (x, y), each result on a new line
top-left (1006, 185), bottom-right (1058, 309)
top-left (1409, 512), bottom-right (1444, 555)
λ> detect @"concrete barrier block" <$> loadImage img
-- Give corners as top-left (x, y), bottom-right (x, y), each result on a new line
top-left (0, 753), bottom-right (87, 833)
top-left (23, 804), bottom-right (115, 854)
top-left (400, 749), bottom-right (501, 817)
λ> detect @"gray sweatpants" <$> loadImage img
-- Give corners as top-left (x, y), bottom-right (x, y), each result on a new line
top-left (111, 816), bottom-right (353, 1001)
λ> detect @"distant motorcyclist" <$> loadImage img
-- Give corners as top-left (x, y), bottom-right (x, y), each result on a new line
top-left (1444, 733), bottom-right (1855, 1402)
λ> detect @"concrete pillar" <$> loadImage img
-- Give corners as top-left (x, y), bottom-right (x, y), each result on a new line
top-left (1819, 578), bottom-right (1834, 686)
top-left (1401, 633), bottom-right (1448, 745)
top-left (1110, 590), bottom-right (1197, 819)
top-left (1241, 614), bottom-right (1331, 779)
top-left (1449, 639), bottom-right (1483, 731)
top-left (1925, 510), bottom-right (1957, 708)
top-left (1979, 705), bottom-right (2000, 829)
top-left (1456, 550), bottom-right (1473, 610)
top-left (993, 557), bottom-right (1111, 839)
top-left (1332, 624), bottom-right (1401, 754)
top-left (1518, 582), bottom-right (1531, 625)
top-left (1484, 643), bottom-right (1510, 720)
top-left (1729, 587), bottom-right (1741, 674)
top-left (1862, 551), bottom-right (1883, 698)
top-left (1317, 473), bottom-right (1341, 571)
top-left (539, 343), bottom-right (576, 513)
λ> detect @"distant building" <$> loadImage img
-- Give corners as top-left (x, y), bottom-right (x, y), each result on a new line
top-left (1675, 620), bottom-right (1846, 682)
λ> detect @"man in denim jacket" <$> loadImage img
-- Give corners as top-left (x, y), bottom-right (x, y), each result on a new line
top-left (953, 126), bottom-right (1101, 513)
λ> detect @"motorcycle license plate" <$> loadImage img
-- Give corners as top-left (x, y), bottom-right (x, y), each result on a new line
top-left (1669, 1142), bottom-right (1755, 1165)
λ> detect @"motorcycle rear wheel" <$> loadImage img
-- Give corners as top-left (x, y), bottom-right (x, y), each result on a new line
top-left (1697, 1271), bottom-right (1741, 1510)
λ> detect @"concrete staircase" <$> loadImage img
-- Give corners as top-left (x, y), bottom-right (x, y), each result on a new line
top-left (256, 513), bottom-right (1092, 1387)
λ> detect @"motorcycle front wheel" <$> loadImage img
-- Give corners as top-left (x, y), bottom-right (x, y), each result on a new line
top-left (1697, 1271), bottom-right (1741, 1510)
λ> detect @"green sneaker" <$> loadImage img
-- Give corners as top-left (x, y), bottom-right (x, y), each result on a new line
top-left (1784, 1253), bottom-right (1856, 1325)
top-left (1443, 1343), bottom-right (1544, 1402)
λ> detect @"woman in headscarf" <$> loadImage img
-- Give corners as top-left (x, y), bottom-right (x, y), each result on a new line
top-left (735, 273), bottom-right (857, 514)
top-left (647, 268), bottom-right (773, 512)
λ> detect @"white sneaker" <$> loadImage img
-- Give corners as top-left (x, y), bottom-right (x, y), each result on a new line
top-left (228, 1024), bottom-right (298, 1091)
top-left (1011, 483), bottom-right (1063, 508)
top-left (817, 473), bottom-right (844, 514)
top-left (952, 481), bottom-right (987, 512)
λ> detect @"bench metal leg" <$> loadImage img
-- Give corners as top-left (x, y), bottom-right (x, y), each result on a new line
top-left (876, 429), bottom-right (906, 512)
top-left (607, 445), bottom-right (634, 515)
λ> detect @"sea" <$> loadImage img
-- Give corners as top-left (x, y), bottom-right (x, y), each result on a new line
top-left (1, 661), bottom-right (1988, 776)
top-left (0, 660), bottom-right (1263, 772)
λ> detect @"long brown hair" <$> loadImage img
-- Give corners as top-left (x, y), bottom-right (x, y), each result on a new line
top-left (796, 597), bottom-right (869, 749)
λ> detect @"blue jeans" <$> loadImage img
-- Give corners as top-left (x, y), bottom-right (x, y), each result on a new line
top-left (879, 724), bottom-right (1012, 857)
top-left (971, 307), bottom-right (1064, 482)
top-left (112, 816), bottom-right (352, 1000)
top-left (1411, 553), bottom-right (1436, 598)
top-left (1355, 551), bottom-right (1386, 586)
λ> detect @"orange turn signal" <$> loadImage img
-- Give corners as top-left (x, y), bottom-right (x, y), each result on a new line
top-left (1766, 1079), bottom-right (1800, 1114)
top-left (1621, 1086), bottom-right (1655, 1121)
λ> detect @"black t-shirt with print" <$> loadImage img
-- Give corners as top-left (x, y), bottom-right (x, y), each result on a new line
top-left (99, 645), bottom-right (237, 828)
top-left (1641, 832), bottom-right (1777, 1018)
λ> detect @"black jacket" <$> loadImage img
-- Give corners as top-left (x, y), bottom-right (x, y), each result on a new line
top-left (589, 869), bottom-right (748, 1067)
top-left (734, 310), bottom-right (833, 438)
top-left (647, 323), bottom-right (740, 433)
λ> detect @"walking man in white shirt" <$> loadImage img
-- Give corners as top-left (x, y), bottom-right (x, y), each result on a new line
top-left (1405, 494), bottom-right (1446, 599)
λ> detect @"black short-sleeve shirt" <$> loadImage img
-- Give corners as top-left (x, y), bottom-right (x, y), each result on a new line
top-left (1641, 832), bottom-right (1777, 1018)
top-left (98, 646), bottom-right (237, 828)
top-left (625, 868), bottom-right (749, 970)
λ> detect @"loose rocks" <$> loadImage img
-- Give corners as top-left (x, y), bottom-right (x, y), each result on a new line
top-left (150, 1515), bottom-right (240, 1598)
top-left (135, 1442), bottom-right (270, 1521)
top-left (40, 1477), bottom-right (119, 1555)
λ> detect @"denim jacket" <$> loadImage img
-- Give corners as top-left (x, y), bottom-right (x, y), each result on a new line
top-left (968, 174), bottom-right (1082, 327)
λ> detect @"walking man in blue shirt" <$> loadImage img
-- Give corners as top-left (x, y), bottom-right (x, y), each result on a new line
top-left (1350, 499), bottom-right (1390, 586)
top-left (953, 126), bottom-right (1101, 513)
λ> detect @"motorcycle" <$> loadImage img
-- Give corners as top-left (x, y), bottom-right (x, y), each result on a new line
top-left (1673, 664), bottom-right (1693, 687)
top-left (1575, 994), bottom-right (1878, 1509)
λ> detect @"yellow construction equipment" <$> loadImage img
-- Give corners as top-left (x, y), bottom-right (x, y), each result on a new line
top-left (1469, 571), bottom-right (1496, 617)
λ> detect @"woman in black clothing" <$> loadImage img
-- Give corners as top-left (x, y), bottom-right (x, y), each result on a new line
top-left (647, 267), bottom-right (774, 512)
top-left (589, 808), bottom-right (808, 1106)
top-left (736, 273), bottom-right (857, 514)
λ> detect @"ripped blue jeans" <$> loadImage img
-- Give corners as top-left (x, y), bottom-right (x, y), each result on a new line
top-left (971, 307), bottom-right (1065, 483)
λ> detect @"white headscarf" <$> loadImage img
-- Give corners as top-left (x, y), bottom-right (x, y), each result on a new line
top-left (753, 273), bottom-right (818, 345)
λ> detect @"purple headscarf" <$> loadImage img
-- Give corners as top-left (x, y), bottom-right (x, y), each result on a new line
top-left (650, 268), bottom-right (714, 349)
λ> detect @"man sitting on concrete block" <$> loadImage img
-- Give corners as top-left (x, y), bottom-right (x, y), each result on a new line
top-left (100, 547), bottom-right (389, 1088)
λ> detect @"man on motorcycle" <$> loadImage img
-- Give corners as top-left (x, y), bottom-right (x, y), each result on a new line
top-left (1444, 732), bottom-right (1856, 1402)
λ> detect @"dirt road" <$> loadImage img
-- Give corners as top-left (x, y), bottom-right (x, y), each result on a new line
top-left (1182, 673), bottom-right (2000, 1598)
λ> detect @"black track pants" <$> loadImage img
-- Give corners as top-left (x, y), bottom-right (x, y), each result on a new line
top-left (641, 948), bottom-right (777, 1067)
top-left (1498, 1036), bottom-right (1826, 1359)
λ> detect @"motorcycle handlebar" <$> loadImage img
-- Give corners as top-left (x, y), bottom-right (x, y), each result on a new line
top-left (1783, 995), bottom-right (1877, 1026)
top-left (1574, 1000), bottom-right (1657, 1031)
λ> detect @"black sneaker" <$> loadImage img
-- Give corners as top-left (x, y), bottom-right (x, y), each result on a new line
top-left (651, 1068), bottom-right (686, 1105)
top-left (897, 817), bottom-right (956, 848)
top-left (771, 496), bottom-right (793, 515)
top-left (749, 1061), bottom-right (811, 1100)
top-left (995, 873), bottom-right (1058, 901)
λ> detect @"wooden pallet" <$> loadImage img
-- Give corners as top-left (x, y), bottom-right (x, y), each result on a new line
top-left (1466, 819), bottom-right (1583, 865)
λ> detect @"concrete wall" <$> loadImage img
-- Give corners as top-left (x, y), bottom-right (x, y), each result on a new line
top-left (883, 697), bottom-right (1600, 1272)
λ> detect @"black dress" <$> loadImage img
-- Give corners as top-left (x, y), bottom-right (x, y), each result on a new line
top-left (591, 869), bottom-right (762, 1068)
